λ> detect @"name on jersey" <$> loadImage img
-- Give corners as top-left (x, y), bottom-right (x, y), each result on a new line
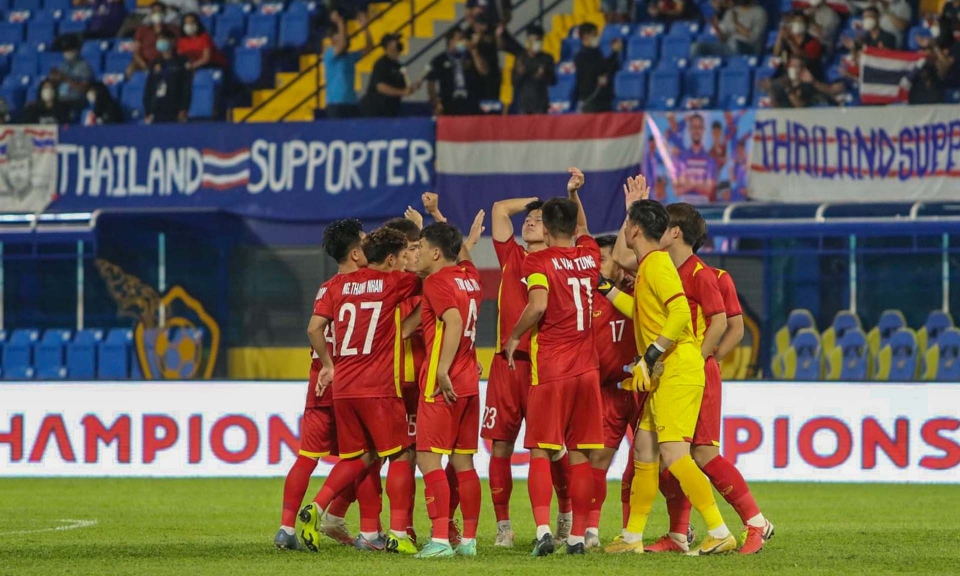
top-left (454, 277), bottom-right (481, 293)
top-left (342, 279), bottom-right (384, 295)
top-left (551, 255), bottom-right (598, 272)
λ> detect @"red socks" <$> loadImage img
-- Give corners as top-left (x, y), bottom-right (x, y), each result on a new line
top-left (327, 478), bottom-right (355, 519)
top-left (569, 462), bottom-right (594, 538)
top-left (528, 457), bottom-right (553, 528)
top-left (489, 455), bottom-right (513, 522)
top-left (588, 466), bottom-right (607, 529)
top-left (423, 469), bottom-right (450, 540)
top-left (659, 468), bottom-right (692, 536)
top-left (355, 461), bottom-right (383, 533)
top-left (281, 455), bottom-right (317, 526)
top-left (313, 457), bottom-right (367, 511)
top-left (387, 459), bottom-right (414, 533)
top-left (621, 458), bottom-right (634, 528)
top-left (456, 469), bottom-right (481, 539)
top-left (702, 455), bottom-right (761, 524)
top-left (446, 462), bottom-right (460, 517)
top-left (551, 451), bottom-right (572, 514)
top-left (406, 461), bottom-right (417, 529)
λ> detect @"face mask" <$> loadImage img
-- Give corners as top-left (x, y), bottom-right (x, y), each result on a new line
top-left (790, 21), bottom-right (805, 35)
top-left (87, 91), bottom-right (97, 105)
top-left (454, 40), bottom-right (467, 53)
top-left (930, 25), bottom-right (941, 39)
top-left (587, 36), bottom-right (600, 48)
top-left (150, 12), bottom-right (163, 25)
top-left (787, 67), bottom-right (799, 81)
top-left (528, 39), bottom-right (542, 52)
top-left (41, 87), bottom-right (55, 102)
top-left (862, 18), bottom-right (877, 31)
top-left (156, 39), bottom-right (171, 52)
top-left (183, 23), bottom-right (197, 36)
top-left (809, 0), bottom-right (822, 6)
top-left (64, 50), bottom-right (77, 61)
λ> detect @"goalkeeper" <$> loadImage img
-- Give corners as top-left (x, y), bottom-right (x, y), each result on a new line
top-left (601, 176), bottom-right (736, 556)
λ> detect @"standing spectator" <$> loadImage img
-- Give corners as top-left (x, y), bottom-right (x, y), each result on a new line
top-left (161, 0), bottom-right (200, 24)
top-left (943, 0), bottom-right (960, 40)
top-left (774, 12), bottom-right (823, 79)
top-left (178, 13), bottom-right (225, 70)
top-left (426, 28), bottom-right (489, 116)
top-left (878, 0), bottom-right (912, 48)
top-left (324, 10), bottom-right (373, 118)
top-left (80, 82), bottom-right (123, 125)
top-left (463, 15), bottom-right (501, 102)
top-left (909, 61), bottom-right (943, 103)
top-left (85, 0), bottom-right (128, 40)
top-left (573, 22), bottom-right (621, 112)
top-left (55, 36), bottom-right (94, 111)
top-left (932, 26), bottom-right (960, 87)
top-left (20, 80), bottom-right (71, 124)
top-left (694, 0), bottom-right (768, 56)
top-left (804, 0), bottom-right (840, 53)
top-left (129, 3), bottom-right (179, 77)
top-left (144, 31), bottom-right (192, 123)
top-left (860, 7), bottom-right (897, 49)
top-left (362, 34), bottom-right (419, 117)
top-left (647, 0), bottom-right (699, 24)
top-left (505, 24), bottom-right (555, 114)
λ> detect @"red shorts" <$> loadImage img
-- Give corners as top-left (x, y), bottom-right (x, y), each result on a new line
top-left (299, 406), bottom-right (337, 458)
top-left (401, 384), bottom-right (419, 439)
top-left (334, 396), bottom-right (411, 458)
top-left (692, 356), bottom-right (722, 447)
top-left (524, 370), bottom-right (603, 451)
top-left (600, 385), bottom-right (641, 450)
top-left (480, 354), bottom-right (531, 442)
top-left (416, 394), bottom-right (481, 455)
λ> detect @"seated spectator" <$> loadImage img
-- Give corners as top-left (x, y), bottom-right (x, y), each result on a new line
top-left (860, 7), bottom-right (897, 49)
top-left (878, 0), bottom-right (912, 49)
top-left (573, 22), bottom-right (621, 112)
top-left (647, 0), bottom-right (699, 24)
top-left (426, 28), bottom-right (489, 116)
top-left (463, 14), bottom-right (501, 102)
top-left (144, 31), bottom-right (192, 123)
top-left (694, 0), bottom-right (768, 56)
top-left (774, 12), bottom-right (823, 79)
top-left (84, 0), bottom-right (128, 40)
top-left (80, 82), bottom-right (123, 125)
top-left (20, 80), bottom-right (71, 124)
top-left (324, 10), bottom-right (373, 118)
top-left (55, 36), bottom-right (94, 110)
top-left (161, 0), bottom-right (200, 25)
top-left (910, 61), bottom-right (943, 103)
top-left (803, 0), bottom-right (839, 53)
top-left (772, 56), bottom-right (818, 108)
top-left (505, 24), bottom-right (556, 114)
top-left (129, 3), bottom-right (180, 77)
top-left (177, 13), bottom-right (225, 70)
top-left (602, 0), bottom-right (629, 23)
top-left (362, 34), bottom-right (418, 117)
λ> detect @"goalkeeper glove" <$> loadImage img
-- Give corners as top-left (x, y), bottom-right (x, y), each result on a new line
top-left (597, 274), bottom-right (614, 296)
top-left (633, 343), bottom-right (665, 391)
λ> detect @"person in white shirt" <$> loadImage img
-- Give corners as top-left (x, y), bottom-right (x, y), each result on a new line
top-left (805, 0), bottom-right (840, 52)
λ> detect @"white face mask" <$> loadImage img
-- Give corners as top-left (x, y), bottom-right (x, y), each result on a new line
top-left (183, 23), bottom-right (197, 36)
top-left (809, 0), bottom-right (823, 6)
top-left (150, 12), bottom-right (163, 25)
top-left (87, 91), bottom-right (97, 105)
top-left (930, 25), bottom-right (941, 39)
top-left (790, 21), bottom-right (805, 35)
top-left (862, 17), bottom-right (877, 31)
top-left (41, 87), bottom-right (55, 102)
top-left (529, 39), bottom-right (542, 52)
top-left (787, 67), bottom-right (799, 81)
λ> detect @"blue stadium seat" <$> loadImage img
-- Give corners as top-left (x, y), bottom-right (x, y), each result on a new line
top-left (11, 49), bottom-right (38, 77)
top-left (684, 68), bottom-right (716, 101)
top-left (38, 50), bottom-right (63, 76)
top-left (214, 13), bottom-right (246, 49)
top-left (233, 46), bottom-right (263, 84)
top-left (560, 38), bottom-right (580, 61)
top-left (101, 73), bottom-right (123, 99)
top-left (944, 88), bottom-right (960, 104)
top-left (245, 14), bottom-right (278, 49)
top-left (120, 75), bottom-right (145, 120)
top-left (788, 329), bottom-right (822, 380)
top-left (836, 329), bottom-right (868, 380)
top-left (106, 328), bottom-right (133, 344)
top-left (822, 310), bottom-right (862, 354)
top-left (287, 0), bottom-right (318, 14)
top-left (602, 23), bottom-right (633, 42)
top-left (257, 0), bottom-right (285, 15)
top-left (717, 67), bottom-right (751, 108)
top-left (667, 20), bottom-right (699, 36)
top-left (25, 19), bottom-right (56, 47)
top-left (81, 41), bottom-right (105, 75)
top-left (614, 71), bottom-right (646, 110)
top-left (727, 54), bottom-right (759, 69)
top-left (661, 35), bottom-right (691, 64)
top-left (105, 50), bottom-right (132, 73)
top-left (200, 14), bottom-right (215, 35)
top-left (98, 340), bottom-right (129, 379)
top-left (59, 8), bottom-right (94, 35)
top-left (26, 75), bottom-right (43, 102)
top-left (919, 310), bottom-right (953, 350)
top-left (278, 11), bottom-right (309, 48)
top-left (66, 339), bottom-right (96, 378)
top-left (2, 329), bottom-right (38, 379)
top-left (932, 328), bottom-right (960, 380)
top-left (188, 71), bottom-right (216, 118)
top-left (0, 85), bottom-right (25, 110)
top-left (547, 75), bottom-right (574, 113)
top-left (647, 68), bottom-right (679, 110)
top-left (45, 0), bottom-right (73, 11)
top-left (12, 0), bottom-right (41, 10)
top-left (200, 2), bottom-right (221, 17)
top-left (222, 2), bottom-right (251, 18)
top-left (883, 329), bottom-right (918, 381)
top-left (35, 329), bottom-right (70, 379)
top-left (75, 328), bottom-right (104, 344)
top-left (627, 36), bottom-right (658, 61)
top-left (0, 22), bottom-right (23, 45)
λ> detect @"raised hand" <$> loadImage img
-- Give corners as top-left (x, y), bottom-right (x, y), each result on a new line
top-left (465, 209), bottom-right (486, 250)
top-left (623, 174), bottom-right (650, 209)
top-left (567, 166), bottom-right (585, 194)
top-left (422, 191), bottom-right (439, 214)
top-left (404, 206), bottom-right (424, 229)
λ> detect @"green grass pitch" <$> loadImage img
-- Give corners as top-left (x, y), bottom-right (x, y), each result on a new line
top-left (1, 478), bottom-right (958, 575)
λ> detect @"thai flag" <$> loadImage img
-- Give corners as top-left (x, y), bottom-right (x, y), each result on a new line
top-left (859, 46), bottom-right (927, 105)
top-left (435, 113), bottom-right (645, 232)
top-left (201, 148), bottom-right (250, 190)
top-left (0, 128), bottom-right (57, 165)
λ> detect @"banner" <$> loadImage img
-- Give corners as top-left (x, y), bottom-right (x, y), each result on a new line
top-left (0, 126), bottom-right (58, 213)
top-left (435, 113), bottom-right (644, 233)
top-left (642, 110), bottom-right (755, 205)
top-left (1, 381), bottom-right (958, 481)
top-left (749, 105), bottom-right (960, 202)
top-left (53, 118), bottom-right (435, 222)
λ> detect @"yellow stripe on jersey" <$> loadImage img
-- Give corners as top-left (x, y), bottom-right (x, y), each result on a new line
top-left (393, 308), bottom-right (403, 398)
top-left (424, 319), bottom-right (444, 403)
top-left (530, 326), bottom-right (540, 385)
top-left (527, 272), bottom-right (549, 291)
top-left (403, 339), bottom-right (415, 382)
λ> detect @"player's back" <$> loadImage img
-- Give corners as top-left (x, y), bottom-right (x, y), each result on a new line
top-left (523, 236), bottom-right (601, 385)
top-left (593, 286), bottom-right (637, 387)
top-left (493, 237), bottom-right (531, 355)
top-left (634, 250), bottom-right (701, 372)
top-left (676, 254), bottom-right (725, 347)
top-left (713, 267), bottom-right (743, 319)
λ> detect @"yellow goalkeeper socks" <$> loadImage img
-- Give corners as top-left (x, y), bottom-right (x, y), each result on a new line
top-left (624, 460), bottom-right (659, 541)
top-left (668, 454), bottom-right (730, 538)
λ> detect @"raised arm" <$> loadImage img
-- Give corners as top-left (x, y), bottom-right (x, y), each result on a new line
top-left (567, 166), bottom-right (588, 235)
top-left (459, 209), bottom-right (486, 262)
top-left (422, 191), bottom-right (447, 223)
top-left (491, 197), bottom-right (539, 242)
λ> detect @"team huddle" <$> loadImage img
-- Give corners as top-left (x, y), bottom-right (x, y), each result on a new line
top-left (273, 170), bottom-right (774, 558)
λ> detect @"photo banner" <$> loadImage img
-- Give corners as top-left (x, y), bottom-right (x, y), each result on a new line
top-left (749, 105), bottom-right (960, 202)
top-left (53, 118), bottom-right (436, 222)
top-left (0, 126), bottom-right (58, 213)
top-left (642, 110), bottom-right (755, 205)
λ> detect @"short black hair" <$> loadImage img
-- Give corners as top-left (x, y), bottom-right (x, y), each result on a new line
top-left (711, 120), bottom-right (722, 130)
top-left (665, 203), bottom-right (707, 248)
top-left (322, 218), bottom-right (364, 264)
top-left (525, 199), bottom-right (544, 214)
top-left (579, 22), bottom-right (598, 37)
top-left (863, 6), bottom-right (878, 18)
top-left (446, 28), bottom-right (462, 42)
top-left (383, 218), bottom-right (421, 243)
top-left (595, 234), bottom-right (617, 249)
top-left (526, 24), bottom-right (545, 38)
top-left (540, 197), bottom-right (579, 237)
top-left (421, 222), bottom-right (462, 261)
top-left (381, 33), bottom-right (401, 49)
top-left (363, 227), bottom-right (407, 264)
top-left (627, 199), bottom-right (668, 242)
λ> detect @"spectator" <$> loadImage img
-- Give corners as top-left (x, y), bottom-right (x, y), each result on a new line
top-left (860, 7), bottom-right (897, 49)
top-left (774, 12), bottom-right (823, 79)
top-left (877, 0), bottom-right (912, 49)
top-left (426, 28), bottom-right (489, 116)
top-left (647, 0), bottom-right (699, 24)
top-left (573, 22), bottom-right (621, 112)
top-left (328, 0), bottom-right (371, 22)
top-left (53, 36), bottom-right (94, 112)
top-left (161, 0), bottom-right (200, 24)
top-left (772, 56), bottom-right (818, 107)
top-left (803, 0), bottom-right (840, 53)
top-left (463, 15), bottom-right (501, 102)
top-left (466, 0), bottom-right (510, 26)
top-left (944, 0), bottom-right (960, 40)
top-left (20, 80), bottom-right (71, 124)
top-left (80, 82), bottom-right (123, 125)
top-left (85, 0), bottom-right (128, 40)
top-left (129, 3), bottom-right (179, 77)
top-left (602, 0), bottom-right (629, 23)
top-left (177, 13), bottom-right (225, 70)
top-left (144, 31), bottom-right (192, 123)
top-left (909, 62), bottom-right (943, 103)
top-left (505, 24), bottom-right (556, 114)
top-left (932, 27), bottom-right (960, 87)
top-left (362, 34), bottom-right (418, 117)
top-left (694, 0), bottom-right (768, 56)
top-left (324, 10), bottom-right (373, 118)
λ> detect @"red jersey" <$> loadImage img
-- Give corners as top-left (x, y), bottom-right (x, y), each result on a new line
top-left (521, 235), bottom-right (601, 385)
top-left (399, 296), bottom-right (425, 387)
top-left (676, 255), bottom-right (725, 347)
top-left (493, 237), bottom-right (531, 355)
top-left (419, 261), bottom-right (483, 401)
top-left (314, 268), bottom-right (421, 399)
top-left (714, 268), bottom-right (742, 318)
top-left (593, 287), bottom-right (637, 387)
top-left (308, 280), bottom-right (338, 408)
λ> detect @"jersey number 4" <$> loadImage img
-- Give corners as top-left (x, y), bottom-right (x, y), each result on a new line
top-left (567, 277), bottom-right (594, 331)
top-left (338, 302), bottom-right (383, 356)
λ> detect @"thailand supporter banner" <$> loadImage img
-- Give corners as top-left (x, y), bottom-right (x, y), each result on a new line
top-left (435, 113), bottom-right (644, 233)
top-left (53, 119), bottom-right (435, 222)
top-left (0, 126), bottom-right (58, 213)
top-left (643, 110), bottom-right (755, 204)
top-left (1, 381), bottom-right (958, 482)
top-left (750, 105), bottom-right (960, 202)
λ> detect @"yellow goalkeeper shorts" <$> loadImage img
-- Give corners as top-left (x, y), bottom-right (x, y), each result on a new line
top-left (637, 370), bottom-right (705, 443)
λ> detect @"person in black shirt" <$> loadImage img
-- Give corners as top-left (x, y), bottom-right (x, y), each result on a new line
top-left (860, 7), bottom-right (897, 50)
top-left (503, 24), bottom-right (556, 114)
top-left (362, 34), bottom-right (418, 117)
top-left (81, 81), bottom-right (123, 125)
top-left (573, 22), bottom-right (622, 113)
top-left (20, 80), bottom-right (71, 124)
top-left (463, 15), bottom-right (501, 102)
top-left (144, 30), bottom-right (192, 123)
top-left (426, 28), bottom-right (489, 116)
